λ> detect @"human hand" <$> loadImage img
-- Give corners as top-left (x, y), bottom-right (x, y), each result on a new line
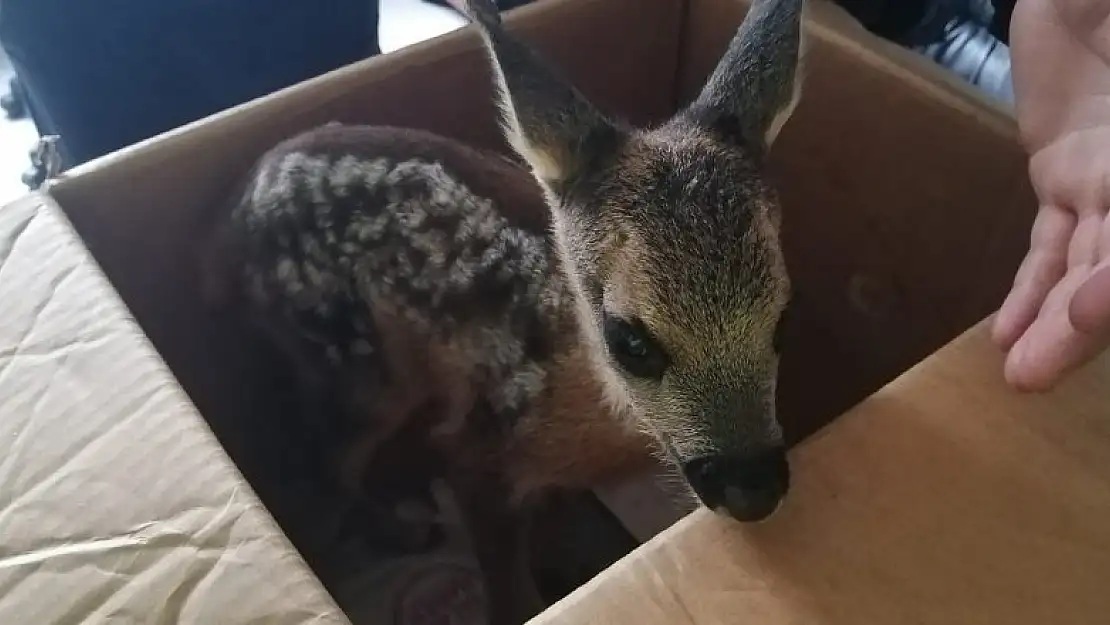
top-left (992, 0), bottom-right (1110, 391)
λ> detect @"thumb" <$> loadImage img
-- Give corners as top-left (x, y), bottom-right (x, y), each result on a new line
top-left (1069, 262), bottom-right (1110, 334)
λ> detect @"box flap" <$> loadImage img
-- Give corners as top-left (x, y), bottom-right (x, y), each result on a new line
top-left (0, 193), bottom-right (347, 623)
top-left (530, 322), bottom-right (1110, 624)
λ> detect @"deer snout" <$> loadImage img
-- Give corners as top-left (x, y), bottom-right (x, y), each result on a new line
top-left (681, 447), bottom-right (790, 522)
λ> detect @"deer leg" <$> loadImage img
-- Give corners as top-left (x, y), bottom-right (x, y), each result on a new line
top-left (329, 369), bottom-right (452, 554)
top-left (452, 474), bottom-right (544, 625)
top-left (445, 450), bottom-right (545, 625)
top-left (334, 378), bottom-right (419, 496)
top-left (334, 305), bottom-right (437, 494)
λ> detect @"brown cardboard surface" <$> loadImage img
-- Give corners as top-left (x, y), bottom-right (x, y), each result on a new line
top-left (0, 193), bottom-right (347, 623)
top-left (531, 321), bottom-right (1110, 624)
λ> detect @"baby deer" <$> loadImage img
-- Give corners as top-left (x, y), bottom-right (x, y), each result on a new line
top-left (204, 0), bottom-right (805, 621)
top-left (465, 0), bottom-right (805, 521)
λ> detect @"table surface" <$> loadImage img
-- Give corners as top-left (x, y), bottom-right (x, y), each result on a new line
top-left (531, 321), bottom-right (1110, 625)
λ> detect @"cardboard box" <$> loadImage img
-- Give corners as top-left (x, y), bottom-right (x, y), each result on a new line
top-left (532, 322), bottom-right (1110, 625)
top-left (0, 0), bottom-right (1035, 622)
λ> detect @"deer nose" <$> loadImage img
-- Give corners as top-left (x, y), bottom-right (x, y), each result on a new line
top-left (681, 448), bottom-right (790, 522)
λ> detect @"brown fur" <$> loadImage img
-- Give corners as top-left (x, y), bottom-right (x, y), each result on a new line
top-left (504, 342), bottom-right (659, 497)
top-left (465, 0), bottom-right (806, 474)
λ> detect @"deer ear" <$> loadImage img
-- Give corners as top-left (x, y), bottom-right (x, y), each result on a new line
top-left (682, 0), bottom-right (807, 150)
top-left (465, 0), bottom-right (622, 195)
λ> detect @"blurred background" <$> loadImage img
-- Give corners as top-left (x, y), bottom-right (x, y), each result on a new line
top-left (0, 0), bottom-right (1013, 205)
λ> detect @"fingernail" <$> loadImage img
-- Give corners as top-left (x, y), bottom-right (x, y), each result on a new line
top-left (1004, 340), bottom-right (1053, 394)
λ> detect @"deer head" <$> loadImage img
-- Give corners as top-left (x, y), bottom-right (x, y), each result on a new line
top-left (465, 0), bottom-right (806, 522)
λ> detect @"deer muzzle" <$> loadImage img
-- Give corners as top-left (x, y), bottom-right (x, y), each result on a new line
top-left (681, 446), bottom-right (790, 522)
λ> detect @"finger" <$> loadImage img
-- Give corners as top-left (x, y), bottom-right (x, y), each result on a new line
top-left (1070, 261), bottom-right (1110, 333)
top-left (994, 255), bottom-right (1053, 351)
top-left (1005, 270), bottom-right (1106, 392)
top-left (1101, 205), bottom-right (1110, 259)
top-left (993, 205), bottom-right (1075, 349)
top-left (1067, 213), bottom-right (1103, 268)
top-left (1006, 328), bottom-right (1106, 392)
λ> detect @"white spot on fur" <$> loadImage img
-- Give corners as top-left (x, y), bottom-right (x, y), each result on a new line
top-left (303, 261), bottom-right (327, 289)
top-left (395, 199), bottom-right (428, 230)
top-left (276, 257), bottom-right (296, 281)
top-left (491, 363), bottom-right (546, 413)
top-left (250, 163), bottom-right (276, 207)
top-left (326, 345), bottom-right (342, 364)
top-left (332, 155), bottom-right (390, 195)
top-left (349, 212), bottom-right (390, 242)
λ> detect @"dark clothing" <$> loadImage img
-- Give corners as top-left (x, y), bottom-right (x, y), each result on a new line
top-left (833, 0), bottom-right (934, 41)
top-left (0, 0), bottom-right (380, 166)
top-left (988, 0), bottom-right (1016, 43)
top-left (832, 0), bottom-right (1017, 44)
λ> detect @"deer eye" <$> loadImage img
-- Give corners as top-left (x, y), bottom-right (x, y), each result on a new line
top-left (602, 314), bottom-right (669, 379)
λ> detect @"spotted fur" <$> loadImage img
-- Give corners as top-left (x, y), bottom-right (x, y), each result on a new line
top-left (205, 124), bottom-right (656, 624)
top-left (238, 150), bottom-right (562, 417)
